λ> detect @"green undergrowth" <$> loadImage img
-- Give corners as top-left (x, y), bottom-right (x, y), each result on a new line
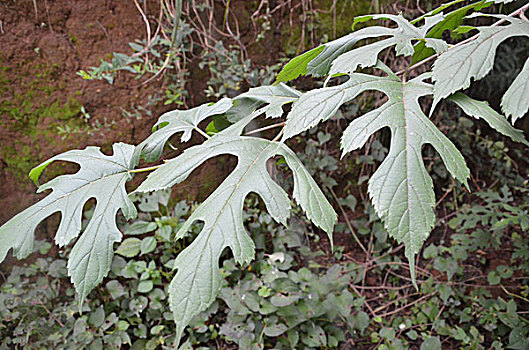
top-left (1, 127), bottom-right (528, 349)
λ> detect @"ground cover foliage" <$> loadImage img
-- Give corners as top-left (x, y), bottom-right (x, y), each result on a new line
top-left (1, 0), bottom-right (529, 348)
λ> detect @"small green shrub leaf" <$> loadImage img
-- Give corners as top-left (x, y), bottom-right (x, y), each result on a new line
top-left (264, 323), bottom-right (289, 337)
top-left (115, 238), bottom-right (142, 257)
top-left (124, 221), bottom-right (158, 235)
top-left (420, 336), bottom-right (442, 350)
top-left (140, 236), bottom-right (157, 255)
top-left (137, 280), bottom-right (154, 293)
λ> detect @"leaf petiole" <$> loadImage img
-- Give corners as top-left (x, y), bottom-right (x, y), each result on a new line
top-left (128, 164), bottom-right (165, 174)
top-left (194, 126), bottom-right (211, 140)
top-left (245, 122), bottom-right (286, 136)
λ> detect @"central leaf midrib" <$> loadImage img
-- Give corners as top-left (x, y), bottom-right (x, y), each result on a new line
top-left (71, 175), bottom-right (125, 297)
top-left (401, 79), bottom-right (414, 250)
top-left (178, 139), bottom-right (277, 316)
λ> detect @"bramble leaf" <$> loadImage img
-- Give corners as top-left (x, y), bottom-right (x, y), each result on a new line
top-left (0, 143), bottom-right (137, 307)
top-left (283, 67), bottom-right (470, 287)
top-left (432, 14), bottom-right (529, 113)
top-left (136, 134), bottom-right (336, 345)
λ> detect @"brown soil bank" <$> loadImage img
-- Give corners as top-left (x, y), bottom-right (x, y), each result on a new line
top-left (0, 0), bottom-right (166, 223)
top-left (0, 0), bottom-right (368, 225)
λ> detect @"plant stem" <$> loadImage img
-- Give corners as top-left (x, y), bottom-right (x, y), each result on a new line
top-left (128, 164), bottom-right (165, 173)
top-left (272, 127), bottom-right (285, 142)
top-left (398, 1), bottom-right (529, 76)
top-left (245, 122), bottom-right (286, 136)
top-left (195, 126), bottom-right (211, 139)
top-left (329, 187), bottom-right (369, 256)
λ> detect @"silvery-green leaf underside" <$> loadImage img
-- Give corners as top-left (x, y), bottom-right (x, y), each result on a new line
top-left (136, 134), bottom-right (336, 346)
top-left (0, 143), bottom-right (137, 307)
top-left (432, 14), bottom-right (529, 119)
top-left (283, 67), bottom-right (470, 287)
top-left (276, 13), bottom-right (448, 82)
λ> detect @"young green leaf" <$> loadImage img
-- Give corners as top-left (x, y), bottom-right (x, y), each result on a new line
top-left (0, 143), bottom-right (137, 307)
top-left (411, 0), bottom-right (491, 63)
top-left (275, 46), bottom-right (324, 82)
top-left (283, 68), bottom-right (469, 287)
top-left (136, 135), bottom-right (336, 346)
top-left (432, 14), bottom-right (529, 113)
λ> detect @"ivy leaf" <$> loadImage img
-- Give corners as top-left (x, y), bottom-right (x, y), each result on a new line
top-left (411, 0), bottom-right (491, 63)
top-left (135, 98), bottom-right (233, 162)
top-left (0, 143), bottom-right (137, 307)
top-left (432, 14), bottom-right (529, 113)
top-left (283, 67), bottom-right (469, 287)
top-left (449, 92), bottom-right (529, 145)
top-left (136, 135), bottom-right (336, 345)
top-left (501, 57), bottom-right (529, 123)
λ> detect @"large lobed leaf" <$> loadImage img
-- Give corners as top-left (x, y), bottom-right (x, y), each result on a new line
top-left (136, 134), bottom-right (336, 345)
top-left (501, 57), bottom-right (529, 123)
top-left (134, 98), bottom-right (233, 163)
top-left (283, 60), bottom-right (528, 285)
top-left (449, 92), bottom-right (529, 146)
top-left (0, 143), bottom-right (137, 306)
top-left (283, 66), bottom-right (471, 286)
top-left (232, 83), bottom-right (301, 119)
top-left (276, 13), bottom-right (448, 82)
top-left (432, 14), bottom-right (529, 121)
top-left (133, 88), bottom-right (335, 346)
